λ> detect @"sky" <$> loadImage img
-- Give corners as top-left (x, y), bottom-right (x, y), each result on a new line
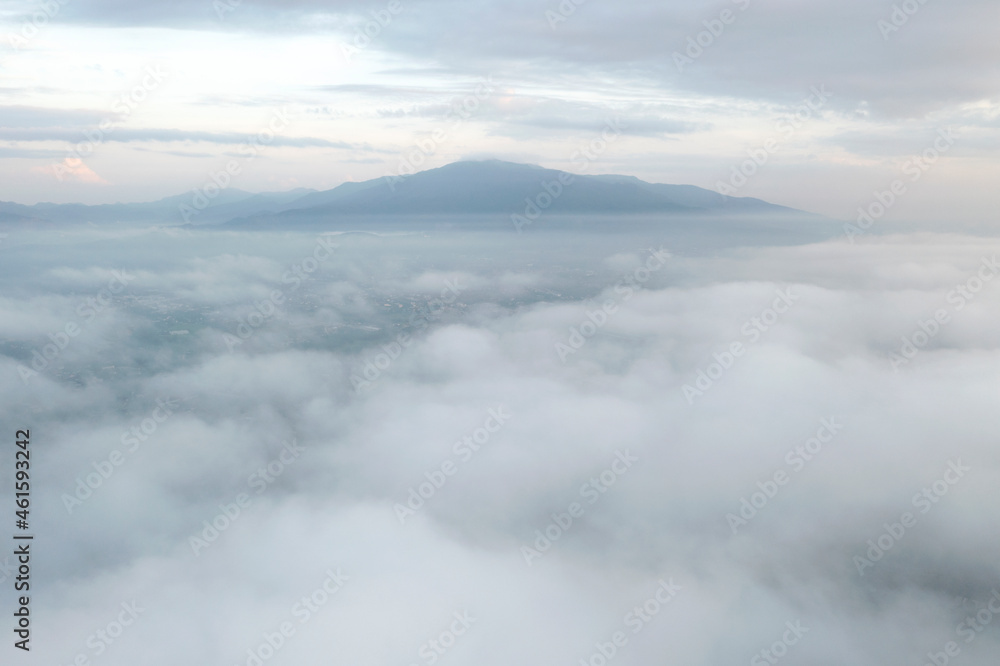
top-left (1, 0), bottom-right (999, 222)
top-left (3, 3), bottom-right (1000, 664)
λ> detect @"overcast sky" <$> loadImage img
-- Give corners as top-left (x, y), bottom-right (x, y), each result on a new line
top-left (2, 0), bottom-right (999, 220)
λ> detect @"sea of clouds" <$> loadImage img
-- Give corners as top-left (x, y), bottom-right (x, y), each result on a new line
top-left (0, 222), bottom-right (998, 666)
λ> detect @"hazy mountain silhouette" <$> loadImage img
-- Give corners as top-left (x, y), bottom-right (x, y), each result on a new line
top-left (229, 160), bottom-right (806, 225)
top-left (0, 160), bottom-right (813, 228)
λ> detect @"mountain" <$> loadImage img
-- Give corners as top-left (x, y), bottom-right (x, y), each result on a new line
top-left (0, 161), bottom-right (814, 228)
top-left (228, 160), bottom-right (807, 226)
top-left (0, 188), bottom-right (316, 227)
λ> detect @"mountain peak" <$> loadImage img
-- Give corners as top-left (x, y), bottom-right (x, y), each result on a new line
top-left (254, 160), bottom-right (805, 221)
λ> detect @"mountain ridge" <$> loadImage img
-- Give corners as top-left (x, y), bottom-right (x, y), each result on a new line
top-left (0, 160), bottom-right (816, 228)
top-left (227, 160), bottom-right (812, 227)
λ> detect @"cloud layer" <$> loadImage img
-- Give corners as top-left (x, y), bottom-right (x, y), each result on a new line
top-left (1, 224), bottom-right (998, 664)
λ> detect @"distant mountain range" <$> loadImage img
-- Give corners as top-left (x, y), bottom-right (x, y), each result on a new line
top-left (0, 160), bottom-right (814, 228)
